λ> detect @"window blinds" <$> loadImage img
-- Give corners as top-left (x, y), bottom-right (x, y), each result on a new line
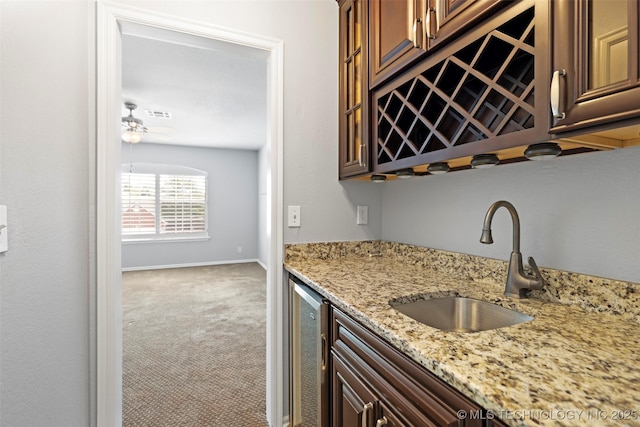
top-left (122, 173), bottom-right (156, 236)
top-left (159, 174), bottom-right (206, 234)
top-left (122, 166), bottom-right (207, 239)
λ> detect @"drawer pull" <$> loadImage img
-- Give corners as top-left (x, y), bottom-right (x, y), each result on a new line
top-left (376, 416), bottom-right (388, 427)
top-left (362, 402), bottom-right (373, 427)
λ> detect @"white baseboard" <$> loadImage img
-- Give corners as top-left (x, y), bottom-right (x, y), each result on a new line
top-left (256, 258), bottom-right (268, 270)
top-left (122, 258), bottom-right (263, 272)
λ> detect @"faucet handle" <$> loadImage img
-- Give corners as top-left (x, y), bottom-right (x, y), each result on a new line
top-left (527, 257), bottom-right (545, 289)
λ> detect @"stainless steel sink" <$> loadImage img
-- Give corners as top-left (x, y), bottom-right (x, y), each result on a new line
top-left (392, 296), bottom-right (533, 333)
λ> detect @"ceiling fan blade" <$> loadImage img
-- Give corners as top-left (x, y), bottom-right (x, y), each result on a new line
top-left (145, 132), bottom-right (172, 142)
top-left (146, 126), bottom-right (175, 135)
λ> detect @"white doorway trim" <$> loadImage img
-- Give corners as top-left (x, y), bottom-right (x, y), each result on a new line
top-left (96, 2), bottom-right (285, 426)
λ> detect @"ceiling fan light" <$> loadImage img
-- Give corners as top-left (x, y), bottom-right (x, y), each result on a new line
top-left (122, 102), bottom-right (147, 143)
top-left (122, 130), bottom-right (142, 143)
top-left (524, 142), bottom-right (562, 160)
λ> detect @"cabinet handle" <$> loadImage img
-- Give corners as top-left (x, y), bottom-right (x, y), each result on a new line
top-left (358, 143), bottom-right (366, 167)
top-left (413, 18), bottom-right (423, 49)
top-left (426, 7), bottom-right (437, 39)
top-left (376, 417), bottom-right (388, 427)
top-left (362, 402), bottom-right (373, 427)
top-left (321, 334), bottom-right (327, 371)
top-left (550, 69), bottom-right (566, 120)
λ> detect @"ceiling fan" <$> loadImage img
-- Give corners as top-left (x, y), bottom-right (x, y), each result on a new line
top-left (121, 102), bottom-right (174, 143)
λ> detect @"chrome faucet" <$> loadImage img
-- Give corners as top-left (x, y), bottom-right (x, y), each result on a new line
top-left (480, 200), bottom-right (544, 298)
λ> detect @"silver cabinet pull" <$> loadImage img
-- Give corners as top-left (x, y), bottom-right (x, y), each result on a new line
top-left (550, 69), bottom-right (566, 119)
top-left (376, 417), bottom-right (388, 427)
top-left (362, 402), bottom-right (373, 427)
top-left (321, 334), bottom-right (327, 371)
top-left (413, 18), bottom-right (423, 49)
top-left (358, 143), bottom-right (366, 167)
top-left (426, 7), bottom-right (436, 39)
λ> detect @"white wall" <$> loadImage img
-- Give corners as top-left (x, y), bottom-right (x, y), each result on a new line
top-left (0, 1), bottom-right (91, 426)
top-left (121, 143), bottom-right (260, 270)
top-left (381, 147), bottom-right (640, 283)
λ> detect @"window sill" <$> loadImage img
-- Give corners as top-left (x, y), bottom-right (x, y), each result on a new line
top-left (122, 235), bottom-right (210, 245)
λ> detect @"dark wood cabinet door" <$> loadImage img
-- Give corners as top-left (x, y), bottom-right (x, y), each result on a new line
top-left (486, 417), bottom-right (510, 427)
top-left (332, 307), bottom-right (485, 427)
top-left (430, 0), bottom-right (507, 50)
top-left (378, 400), bottom-right (420, 427)
top-left (369, 0), bottom-right (508, 89)
top-left (550, 0), bottom-right (640, 135)
top-left (369, 0), bottom-right (427, 88)
top-left (332, 353), bottom-right (378, 427)
top-left (339, 0), bottom-right (370, 179)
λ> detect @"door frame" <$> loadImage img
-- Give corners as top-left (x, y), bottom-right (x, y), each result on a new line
top-left (95, 2), bottom-right (285, 425)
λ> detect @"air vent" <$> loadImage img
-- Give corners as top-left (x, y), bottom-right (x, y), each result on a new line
top-left (144, 110), bottom-right (172, 119)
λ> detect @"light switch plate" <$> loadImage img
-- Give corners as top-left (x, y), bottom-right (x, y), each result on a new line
top-left (288, 205), bottom-right (301, 227)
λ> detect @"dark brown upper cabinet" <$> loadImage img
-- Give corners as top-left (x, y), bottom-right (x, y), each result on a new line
top-left (339, 0), bottom-right (370, 179)
top-left (371, 0), bottom-right (554, 174)
top-left (431, 0), bottom-right (511, 49)
top-left (369, 0), bottom-right (427, 89)
top-left (369, 0), bottom-right (509, 89)
top-left (550, 0), bottom-right (640, 136)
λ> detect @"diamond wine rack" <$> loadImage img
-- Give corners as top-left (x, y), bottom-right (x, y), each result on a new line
top-left (374, 7), bottom-right (538, 170)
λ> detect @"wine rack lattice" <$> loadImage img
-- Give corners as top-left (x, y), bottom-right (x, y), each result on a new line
top-left (376, 7), bottom-right (536, 165)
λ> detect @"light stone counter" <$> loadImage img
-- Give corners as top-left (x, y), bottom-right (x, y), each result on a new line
top-left (284, 241), bottom-right (640, 427)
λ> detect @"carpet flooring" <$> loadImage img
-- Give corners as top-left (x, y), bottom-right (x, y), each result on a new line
top-left (122, 263), bottom-right (269, 426)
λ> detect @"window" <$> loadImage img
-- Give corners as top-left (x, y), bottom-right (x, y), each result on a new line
top-left (121, 163), bottom-right (208, 241)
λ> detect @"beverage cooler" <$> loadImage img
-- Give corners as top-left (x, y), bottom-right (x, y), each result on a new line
top-left (289, 276), bottom-right (329, 427)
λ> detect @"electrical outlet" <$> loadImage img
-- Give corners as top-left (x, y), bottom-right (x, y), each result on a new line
top-left (357, 205), bottom-right (368, 225)
top-left (288, 205), bottom-right (301, 227)
top-left (237, 246), bottom-right (242, 253)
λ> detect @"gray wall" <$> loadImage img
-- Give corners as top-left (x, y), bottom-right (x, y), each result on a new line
top-left (381, 147), bottom-right (640, 284)
top-left (121, 142), bottom-right (260, 270)
top-left (2, 0), bottom-right (639, 426)
top-left (0, 1), bottom-right (354, 425)
top-left (0, 1), bottom-right (91, 425)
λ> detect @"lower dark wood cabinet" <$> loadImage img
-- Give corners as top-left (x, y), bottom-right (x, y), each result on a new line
top-left (332, 353), bottom-right (379, 426)
top-left (331, 307), bottom-right (486, 427)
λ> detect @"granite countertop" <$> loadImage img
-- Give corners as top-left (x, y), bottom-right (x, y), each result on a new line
top-left (284, 241), bottom-right (640, 427)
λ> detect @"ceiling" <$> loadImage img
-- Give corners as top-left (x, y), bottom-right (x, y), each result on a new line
top-left (121, 23), bottom-right (269, 150)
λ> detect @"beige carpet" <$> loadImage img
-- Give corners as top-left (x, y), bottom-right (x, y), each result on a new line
top-left (122, 263), bottom-right (269, 426)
